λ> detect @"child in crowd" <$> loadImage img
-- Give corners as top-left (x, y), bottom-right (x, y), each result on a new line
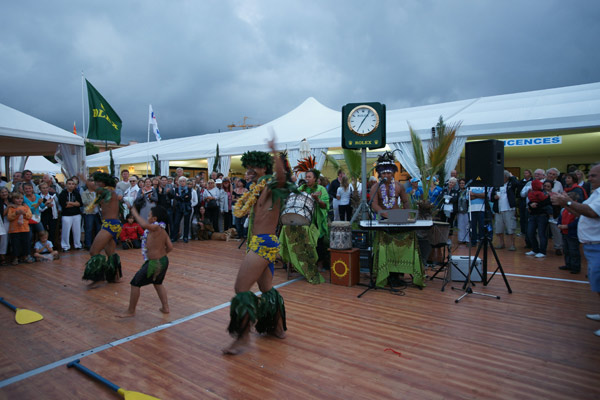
top-left (33, 230), bottom-right (59, 261)
top-left (117, 205), bottom-right (172, 318)
top-left (557, 192), bottom-right (581, 274)
top-left (7, 193), bottom-right (33, 265)
top-left (120, 214), bottom-right (144, 249)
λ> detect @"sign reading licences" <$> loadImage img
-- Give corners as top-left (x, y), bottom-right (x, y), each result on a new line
top-left (503, 137), bottom-right (562, 147)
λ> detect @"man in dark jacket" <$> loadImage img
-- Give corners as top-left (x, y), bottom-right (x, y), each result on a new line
top-left (169, 176), bottom-right (192, 243)
top-left (491, 170), bottom-right (519, 251)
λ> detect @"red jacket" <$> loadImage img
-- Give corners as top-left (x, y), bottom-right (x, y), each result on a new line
top-left (120, 222), bottom-right (143, 241)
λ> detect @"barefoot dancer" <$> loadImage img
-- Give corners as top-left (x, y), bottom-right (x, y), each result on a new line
top-left (223, 136), bottom-right (294, 355)
top-left (117, 205), bottom-right (172, 317)
top-left (82, 172), bottom-right (123, 286)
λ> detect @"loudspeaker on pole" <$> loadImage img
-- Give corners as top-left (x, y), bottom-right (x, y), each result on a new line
top-left (465, 139), bottom-right (504, 187)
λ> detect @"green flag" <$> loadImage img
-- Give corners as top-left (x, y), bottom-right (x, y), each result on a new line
top-left (86, 79), bottom-right (122, 144)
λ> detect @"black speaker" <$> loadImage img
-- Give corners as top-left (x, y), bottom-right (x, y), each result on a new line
top-left (465, 140), bottom-right (504, 187)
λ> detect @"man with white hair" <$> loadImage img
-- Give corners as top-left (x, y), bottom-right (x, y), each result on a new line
top-left (552, 162), bottom-right (600, 336)
top-left (169, 176), bottom-right (192, 243)
top-left (546, 167), bottom-right (564, 255)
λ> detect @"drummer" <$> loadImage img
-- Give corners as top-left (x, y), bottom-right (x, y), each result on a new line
top-left (279, 168), bottom-right (329, 284)
top-left (370, 152), bottom-right (425, 288)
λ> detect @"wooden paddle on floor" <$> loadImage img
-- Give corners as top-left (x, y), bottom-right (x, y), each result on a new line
top-left (0, 297), bottom-right (43, 325)
top-left (67, 360), bottom-right (160, 400)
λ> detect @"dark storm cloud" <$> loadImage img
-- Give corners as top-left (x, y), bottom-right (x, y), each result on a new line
top-left (1, 0), bottom-right (599, 143)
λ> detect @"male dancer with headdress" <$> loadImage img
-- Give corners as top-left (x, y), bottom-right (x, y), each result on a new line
top-left (81, 172), bottom-right (123, 287)
top-left (224, 135), bottom-right (294, 355)
top-left (370, 152), bottom-right (425, 288)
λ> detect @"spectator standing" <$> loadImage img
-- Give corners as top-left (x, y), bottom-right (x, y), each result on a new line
top-left (525, 180), bottom-right (551, 258)
top-left (441, 177), bottom-right (459, 235)
top-left (7, 192), bottom-right (33, 264)
top-left (546, 167), bottom-right (564, 255)
top-left (232, 179), bottom-right (248, 239)
top-left (187, 179), bottom-right (199, 240)
top-left (328, 170), bottom-right (344, 221)
top-left (81, 180), bottom-right (102, 250)
top-left (23, 182), bottom-right (44, 246)
top-left (221, 178), bottom-right (233, 231)
top-left (336, 175), bottom-right (354, 221)
top-left (491, 171), bottom-right (519, 251)
top-left (58, 178), bottom-right (83, 252)
top-left (136, 178), bottom-right (158, 221)
top-left (116, 169), bottom-right (130, 194)
top-left (456, 178), bottom-right (470, 244)
top-left (169, 176), bottom-right (192, 243)
top-left (551, 162), bottom-right (600, 336)
top-left (557, 192), bottom-right (581, 274)
top-left (564, 172), bottom-right (588, 201)
top-left (0, 187), bottom-right (10, 265)
top-left (8, 171), bottom-right (23, 193)
top-left (575, 169), bottom-right (592, 198)
top-left (517, 169), bottom-right (533, 248)
top-left (204, 179), bottom-right (221, 232)
top-left (38, 182), bottom-right (59, 247)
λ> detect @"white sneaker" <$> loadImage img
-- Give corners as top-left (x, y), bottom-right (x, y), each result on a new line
top-left (535, 253), bottom-right (546, 258)
top-left (525, 251), bottom-right (536, 256)
top-left (595, 329), bottom-right (600, 337)
top-left (587, 314), bottom-right (600, 321)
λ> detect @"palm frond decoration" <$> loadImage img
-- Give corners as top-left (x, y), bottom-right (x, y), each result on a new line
top-left (408, 117), bottom-right (461, 207)
top-left (212, 144), bottom-right (220, 173)
top-left (293, 155), bottom-right (317, 173)
top-left (343, 149), bottom-right (362, 181)
top-left (321, 151), bottom-right (340, 171)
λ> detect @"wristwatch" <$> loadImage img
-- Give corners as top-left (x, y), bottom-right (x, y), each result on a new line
top-left (567, 201), bottom-right (572, 207)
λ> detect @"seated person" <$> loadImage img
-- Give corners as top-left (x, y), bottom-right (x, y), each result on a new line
top-left (33, 230), bottom-right (59, 261)
top-left (120, 214), bottom-right (144, 249)
top-left (195, 206), bottom-right (215, 240)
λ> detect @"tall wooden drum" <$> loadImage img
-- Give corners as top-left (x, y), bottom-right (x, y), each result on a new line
top-left (330, 221), bottom-right (352, 250)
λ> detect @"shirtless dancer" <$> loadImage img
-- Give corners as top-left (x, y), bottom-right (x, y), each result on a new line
top-left (223, 136), bottom-right (289, 355)
top-left (81, 172), bottom-right (123, 287)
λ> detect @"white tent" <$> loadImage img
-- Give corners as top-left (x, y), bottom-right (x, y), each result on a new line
top-left (86, 82), bottom-right (600, 174)
top-left (0, 156), bottom-right (62, 175)
top-left (0, 102), bottom-right (85, 178)
top-left (0, 103), bottom-right (84, 156)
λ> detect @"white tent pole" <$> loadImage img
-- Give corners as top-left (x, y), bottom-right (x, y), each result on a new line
top-left (81, 71), bottom-right (86, 140)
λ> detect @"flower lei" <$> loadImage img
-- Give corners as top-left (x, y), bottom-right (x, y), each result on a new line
top-left (233, 179), bottom-right (268, 218)
top-left (380, 181), bottom-right (396, 209)
top-left (141, 221), bottom-right (167, 261)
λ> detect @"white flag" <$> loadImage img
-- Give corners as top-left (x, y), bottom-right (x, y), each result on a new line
top-left (149, 104), bottom-right (161, 141)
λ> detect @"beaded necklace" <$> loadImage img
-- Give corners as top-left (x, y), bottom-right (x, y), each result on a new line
top-left (141, 221), bottom-right (167, 261)
top-left (380, 180), bottom-right (396, 209)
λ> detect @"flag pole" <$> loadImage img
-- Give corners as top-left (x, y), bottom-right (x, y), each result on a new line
top-left (146, 104), bottom-right (151, 177)
top-left (81, 71), bottom-right (86, 141)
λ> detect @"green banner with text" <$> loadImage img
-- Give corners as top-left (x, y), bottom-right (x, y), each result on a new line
top-left (86, 79), bottom-right (122, 144)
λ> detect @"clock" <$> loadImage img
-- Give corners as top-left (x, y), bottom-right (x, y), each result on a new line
top-left (347, 105), bottom-right (379, 136)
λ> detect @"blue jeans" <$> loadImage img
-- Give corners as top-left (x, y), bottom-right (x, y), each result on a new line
top-left (234, 216), bottom-right (247, 238)
top-left (584, 243), bottom-right (600, 292)
top-left (470, 211), bottom-right (485, 245)
top-left (83, 213), bottom-right (102, 248)
top-left (527, 214), bottom-right (548, 255)
top-left (519, 200), bottom-right (531, 246)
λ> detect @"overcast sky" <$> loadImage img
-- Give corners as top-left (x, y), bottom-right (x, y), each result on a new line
top-left (1, 0), bottom-right (599, 144)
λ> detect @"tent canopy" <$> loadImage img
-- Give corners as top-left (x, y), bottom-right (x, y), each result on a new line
top-left (86, 82), bottom-right (600, 168)
top-left (0, 103), bottom-right (84, 156)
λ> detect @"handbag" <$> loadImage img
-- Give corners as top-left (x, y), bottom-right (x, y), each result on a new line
top-left (206, 199), bottom-right (218, 209)
top-left (29, 214), bottom-right (41, 225)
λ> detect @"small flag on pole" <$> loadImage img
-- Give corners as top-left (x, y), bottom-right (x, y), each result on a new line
top-left (73, 121), bottom-right (77, 135)
top-left (149, 105), bottom-right (161, 141)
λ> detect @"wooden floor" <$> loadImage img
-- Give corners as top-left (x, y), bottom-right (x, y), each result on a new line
top-left (1, 234), bottom-right (599, 400)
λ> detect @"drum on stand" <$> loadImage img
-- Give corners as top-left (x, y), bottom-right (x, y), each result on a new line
top-left (281, 192), bottom-right (315, 226)
top-left (330, 221), bottom-right (352, 250)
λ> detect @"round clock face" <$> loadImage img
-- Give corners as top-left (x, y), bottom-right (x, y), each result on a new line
top-left (348, 105), bottom-right (379, 136)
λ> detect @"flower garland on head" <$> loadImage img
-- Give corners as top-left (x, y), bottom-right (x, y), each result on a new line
top-left (233, 178), bottom-right (268, 218)
top-left (380, 181), bottom-right (396, 209)
top-left (141, 221), bottom-right (167, 261)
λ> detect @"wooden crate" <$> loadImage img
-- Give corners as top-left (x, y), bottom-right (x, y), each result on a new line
top-left (329, 248), bottom-right (360, 286)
